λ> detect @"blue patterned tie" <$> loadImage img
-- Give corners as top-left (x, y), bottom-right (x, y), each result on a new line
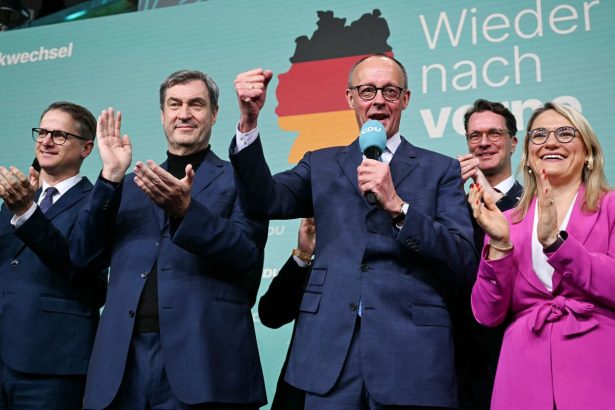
top-left (39, 187), bottom-right (58, 214)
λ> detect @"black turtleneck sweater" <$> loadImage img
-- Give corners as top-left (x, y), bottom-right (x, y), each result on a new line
top-left (134, 146), bottom-right (210, 333)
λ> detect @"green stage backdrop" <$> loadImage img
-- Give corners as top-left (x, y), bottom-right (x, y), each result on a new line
top-left (1, 1), bottom-right (613, 406)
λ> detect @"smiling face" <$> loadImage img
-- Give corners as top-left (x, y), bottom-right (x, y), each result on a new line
top-left (161, 79), bottom-right (218, 155)
top-left (36, 109), bottom-right (93, 183)
top-left (466, 110), bottom-right (517, 184)
top-left (527, 109), bottom-right (587, 187)
top-left (345, 55), bottom-right (410, 138)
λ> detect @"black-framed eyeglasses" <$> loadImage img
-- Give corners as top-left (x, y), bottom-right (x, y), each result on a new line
top-left (527, 126), bottom-right (578, 145)
top-left (349, 84), bottom-right (405, 102)
top-left (466, 128), bottom-right (511, 144)
top-left (32, 128), bottom-right (87, 145)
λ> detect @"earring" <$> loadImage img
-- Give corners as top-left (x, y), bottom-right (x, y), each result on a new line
top-left (528, 168), bottom-right (532, 174)
top-left (586, 158), bottom-right (593, 170)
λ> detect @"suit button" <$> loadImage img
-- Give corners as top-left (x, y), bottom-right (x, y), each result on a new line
top-left (406, 240), bottom-right (418, 250)
top-left (140, 272), bottom-right (149, 278)
top-left (10, 259), bottom-right (18, 266)
top-left (129, 310), bottom-right (135, 318)
top-left (350, 303), bottom-right (358, 311)
top-left (360, 264), bottom-right (369, 272)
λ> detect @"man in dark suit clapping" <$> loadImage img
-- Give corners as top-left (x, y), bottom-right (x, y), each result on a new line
top-left (70, 70), bottom-right (268, 410)
top-left (0, 101), bottom-right (106, 409)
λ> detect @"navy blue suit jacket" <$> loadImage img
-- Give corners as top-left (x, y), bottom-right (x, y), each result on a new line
top-left (70, 150), bottom-right (268, 408)
top-left (231, 136), bottom-right (477, 407)
top-left (0, 177), bottom-right (105, 375)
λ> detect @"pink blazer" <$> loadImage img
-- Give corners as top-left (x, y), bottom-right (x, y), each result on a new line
top-left (472, 186), bottom-right (615, 410)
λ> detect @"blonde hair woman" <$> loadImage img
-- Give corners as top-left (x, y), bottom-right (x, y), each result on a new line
top-left (469, 102), bottom-right (613, 410)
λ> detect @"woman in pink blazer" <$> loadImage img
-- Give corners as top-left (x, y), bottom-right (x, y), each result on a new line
top-left (469, 102), bottom-right (614, 410)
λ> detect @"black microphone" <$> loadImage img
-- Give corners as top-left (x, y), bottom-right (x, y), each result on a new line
top-left (358, 120), bottom-right (387, 204)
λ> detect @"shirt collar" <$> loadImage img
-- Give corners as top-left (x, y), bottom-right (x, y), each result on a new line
top-left (494, 175), bottom-right (515, 195)
top-left (385, 132), bottom-right (402, 155)
top-left (41, 174), bottom-right (83, 197)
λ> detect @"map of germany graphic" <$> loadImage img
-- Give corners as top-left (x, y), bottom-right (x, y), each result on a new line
top-left (275, 9), bottom-right (394, 163)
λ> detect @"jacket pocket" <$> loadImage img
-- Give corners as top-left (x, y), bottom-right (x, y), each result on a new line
top-left (307, 268), bottom-right (327, 286)
top-left (39, 295), bottom-right (92, 316)
top-left (411, 303), bottom-right (451, 327)
top-left (299, 291), bottom-right (322, 314)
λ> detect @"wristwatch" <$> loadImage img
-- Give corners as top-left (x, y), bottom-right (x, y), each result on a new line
top-left (392, 202), bottom-right (409, 228)
top-left (543, 231), bottom-right (567, 253)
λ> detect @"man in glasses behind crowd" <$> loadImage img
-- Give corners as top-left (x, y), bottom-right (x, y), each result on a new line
top-left (454, 100), bottom-right (522, 409)
top-left (0, 102), bottom-right (107, 409)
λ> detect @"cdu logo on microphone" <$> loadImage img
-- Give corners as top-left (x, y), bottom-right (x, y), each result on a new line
top-left (361, 123), bottom-right (384, 135)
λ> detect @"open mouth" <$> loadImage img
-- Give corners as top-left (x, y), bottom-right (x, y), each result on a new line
top-left (541, 154), bottom-right (565, 160)
top-left (368, 113), bottom-right (387, 121)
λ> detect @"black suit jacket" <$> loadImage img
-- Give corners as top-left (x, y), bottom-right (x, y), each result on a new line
top-left (259, 255), bottom-right (310, 409)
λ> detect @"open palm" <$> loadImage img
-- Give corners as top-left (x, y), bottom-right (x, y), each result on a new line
top-left (98, 108), bottom-right (132, 182)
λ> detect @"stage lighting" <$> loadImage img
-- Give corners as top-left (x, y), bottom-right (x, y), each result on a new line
top-left (0, 0), bottom-right (30, 31)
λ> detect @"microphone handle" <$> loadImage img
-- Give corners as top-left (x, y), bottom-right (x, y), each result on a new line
top-left (366, 191), bottom-right (378, 205)
top-left (363, 146), bottom-right (382, 204)
top-left (364, 146), bottom-right (382, 160)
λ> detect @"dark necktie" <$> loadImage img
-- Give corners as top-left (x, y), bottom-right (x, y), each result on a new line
top-left (39, 187), bottom-right (58, 213)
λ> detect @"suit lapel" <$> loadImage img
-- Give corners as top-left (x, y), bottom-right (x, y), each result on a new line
top-left (551, 185), bottom-right (596, 290)
top-left (514, 199), bottom-right (552, 295)
top-left (509, 181), bottom-right (524, 202)
top-left (152, 162), bottom-right (169, 230)
top-left (191, 150), bottom-right (225, 196)
top-left (336, 139), bottom-right (365, 202)
top-left (563, 185), bottom-right (596, 245)
top-left (518, 188), bottom-right (594, 293)
top-left (8, 178), bottom-right (92, 261)
top-left (497, 180), bottom-right (523, 210)
top-left (389, 137), bottom-right (419, 189)
top-left (45, 177), bottom-right (92, 220)
top-left (336, 137), bottom-right (420, 208)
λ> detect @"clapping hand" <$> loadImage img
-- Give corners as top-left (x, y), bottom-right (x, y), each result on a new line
top-left (98, 108), bottom-right (132, 182)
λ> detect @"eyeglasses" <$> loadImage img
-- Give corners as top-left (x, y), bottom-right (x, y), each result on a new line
top-left (349, 84), bottom-right (405, 102)
top-left (527, 126), bottom-right (578, 145)
top-left (32, 128), bottom-right (87, 145)
top-left (466, 128), bottom-right (511, 144)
